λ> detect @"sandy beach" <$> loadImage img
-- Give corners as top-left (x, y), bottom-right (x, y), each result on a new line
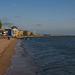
top-left (0, 38), bottom-right (17, 75)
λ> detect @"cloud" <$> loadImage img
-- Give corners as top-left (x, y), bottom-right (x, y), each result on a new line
top-left (16, 10), bottom-right (21, 13)
top-left (36, 24), bottom-right (42, 26)
top-left (72, 18), bottom-right (75, 20)
top-left (14, 16), bottom-right (21, 18)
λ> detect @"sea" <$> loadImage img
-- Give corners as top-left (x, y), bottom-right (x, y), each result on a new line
top-left (5, 36), bottom-right (75, 75)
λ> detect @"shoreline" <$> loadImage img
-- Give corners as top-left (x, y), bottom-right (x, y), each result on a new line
top-left (0, 38), bottom-right (17, 75)
top-left (5, 39), bottom-right (36, 75)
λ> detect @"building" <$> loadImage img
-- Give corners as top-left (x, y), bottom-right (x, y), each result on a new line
top-left (6, 26), bottom-right (23, 37)
top-left (5, 26), bottom-right (18, 36)
top-left (27, 31), bottom-right (31, 36)
top-left (0, 29), bottom-right (8, 36)
top-left (11, 26), bottom-right (18, 37)
top-left (18, 30), bottom-right (23, 36)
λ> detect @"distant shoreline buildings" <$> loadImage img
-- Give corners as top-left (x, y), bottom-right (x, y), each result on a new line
top-left (0, 26), bottom-right (33, 37)
top-left (0, 26), bottom-right (74, 37)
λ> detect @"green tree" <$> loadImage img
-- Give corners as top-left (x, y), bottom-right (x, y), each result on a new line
top-left (0, 21), bottom-right (2, 29)
top-left (30, 32), bottom-right (33, 35)
top-left (23, 31), bottom-right (28, 36)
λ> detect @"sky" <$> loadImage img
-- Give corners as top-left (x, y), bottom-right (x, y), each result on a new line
top-left (0, 0), bottom-right (75, 35)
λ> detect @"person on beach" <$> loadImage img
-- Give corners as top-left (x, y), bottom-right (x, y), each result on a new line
top-left (8, 37), bottom-right (10, 40)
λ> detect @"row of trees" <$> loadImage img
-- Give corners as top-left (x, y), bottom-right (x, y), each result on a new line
top-left (23, 31), bottom-right (33, 36)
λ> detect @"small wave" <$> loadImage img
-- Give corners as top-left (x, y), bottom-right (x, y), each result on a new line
top-left (5, 39), bottom-right (36, 75)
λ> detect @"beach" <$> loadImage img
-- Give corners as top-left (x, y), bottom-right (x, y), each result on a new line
top-left (0, 38), bottom-right (17, 75)
top-left (4, 39), bottom-right (36, 75)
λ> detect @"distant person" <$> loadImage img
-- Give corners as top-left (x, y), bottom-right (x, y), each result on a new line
top-left (8, 37), bottom-right (10, 40)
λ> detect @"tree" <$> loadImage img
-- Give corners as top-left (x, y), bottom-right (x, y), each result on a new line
top-left (30, 32), bottom-right (33, 35)
top-left (0, 21), bottom-right (2, 29)
top-left (23, 31), bottom-right (28, 36)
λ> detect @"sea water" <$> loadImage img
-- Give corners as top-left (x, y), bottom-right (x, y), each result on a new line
top-left (5, 36), bottom-right (75, 75)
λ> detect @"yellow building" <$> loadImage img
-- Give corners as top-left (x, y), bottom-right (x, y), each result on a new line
top-left (11, 26), bottom-right (23, 36)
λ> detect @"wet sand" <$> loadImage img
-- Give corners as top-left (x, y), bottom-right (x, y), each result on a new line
top-left (0, 39), bottom-right (17, 75)
top-left (5, 39), bottom-right (36, 75)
